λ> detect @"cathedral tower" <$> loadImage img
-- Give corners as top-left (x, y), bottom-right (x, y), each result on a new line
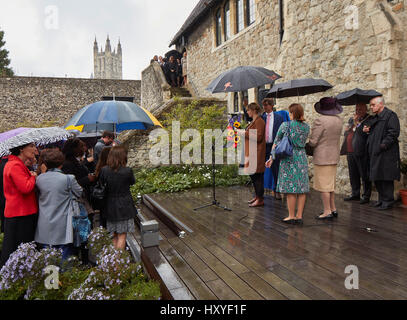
top-left (93, 36), bottom-right (123, 79)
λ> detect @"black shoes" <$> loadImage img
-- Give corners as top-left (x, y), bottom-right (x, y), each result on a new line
top-left (281, 218), bottom-right (303, 225)
top-left (282, 218), bottom-right (296, 224)
top-left (344, 195), bottom-right (360, 201)
top-left (332, 211), bottom-right (338, 218)
top-left (315, 214), bottom-right (334, 220)
top-left (370, 201), bottom-right (383, 207)
top-left (378, 204), bottom-right (393, 211)
top-left (360, 198), bottom-right (370, 205)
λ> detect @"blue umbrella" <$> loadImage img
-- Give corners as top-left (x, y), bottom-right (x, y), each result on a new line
top-left (65, 101), bottom-right (163, 133)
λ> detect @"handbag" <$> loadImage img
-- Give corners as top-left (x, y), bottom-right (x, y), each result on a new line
top-left (92, 179), bottom-right (107, 200)
top-left (274, 123), bottom-right (293, 159)
top-left (67, 176), bottom-right (91, 247)
top-left (305, 143), bottom-right (314, 156)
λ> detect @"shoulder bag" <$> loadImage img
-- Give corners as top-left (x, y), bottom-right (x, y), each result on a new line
top-left (274, 123), bottom-right (293, 159)
top-left (67, 175), bottom-right (91, 247)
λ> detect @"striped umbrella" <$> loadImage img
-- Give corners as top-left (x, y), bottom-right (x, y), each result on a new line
top-left (0, 127), bottom-right (73, 157)
top-left (65, 101), bottom-right (163, 134)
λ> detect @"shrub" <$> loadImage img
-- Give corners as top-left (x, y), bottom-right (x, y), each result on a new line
top-left (131, 164), bottom-right (250, 198)
top-left (0, 229), bottom-right (161, 300)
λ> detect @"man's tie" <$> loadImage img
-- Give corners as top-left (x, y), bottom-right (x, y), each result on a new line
top-left (266, 113), bottom-right (271, 143)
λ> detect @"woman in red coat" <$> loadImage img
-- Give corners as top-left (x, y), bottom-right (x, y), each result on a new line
top-left (0, 142), bottom-right (38, 267)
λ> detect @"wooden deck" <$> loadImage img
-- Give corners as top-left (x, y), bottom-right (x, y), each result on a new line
top-left (136, 186), bottom-right (407, 300)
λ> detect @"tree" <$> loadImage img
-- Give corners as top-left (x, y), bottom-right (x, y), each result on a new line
top-left (0, 29), bottom-right (14, 77)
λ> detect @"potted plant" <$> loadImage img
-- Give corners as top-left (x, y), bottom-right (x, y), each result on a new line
top-left (400, 159), bottom-right (407, 206)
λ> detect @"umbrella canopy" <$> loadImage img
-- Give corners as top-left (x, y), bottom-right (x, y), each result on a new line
top-left (65, 101), bottom-right (163, 133)
top-left (206, 66), bottom-right (282, 93)
top-left (336, 88), bottom-right (382, 106)
top-left (165, 50), bottom-right (182, 61)
top-left (268, 78), bottom-right (333, 98)
top-left (0, 127), bottom-right (73, 157)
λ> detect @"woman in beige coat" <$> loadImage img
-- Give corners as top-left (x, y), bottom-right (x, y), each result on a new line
top-left (308, 97), bottom-right (343, 220)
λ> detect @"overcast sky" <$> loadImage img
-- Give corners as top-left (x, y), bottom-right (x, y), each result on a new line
top-left (0, 0), bottom-right (200, 80)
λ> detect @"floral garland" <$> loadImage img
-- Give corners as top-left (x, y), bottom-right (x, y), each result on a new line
top-left (226, 115), bottom-right (242, 149)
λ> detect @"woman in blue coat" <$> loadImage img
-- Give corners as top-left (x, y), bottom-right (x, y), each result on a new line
top-left (35, 149), bottom-right (82, 261)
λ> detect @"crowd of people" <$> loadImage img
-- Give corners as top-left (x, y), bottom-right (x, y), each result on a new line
top-left (0, 131), bottom-right (137, 268)
top-left (151, 51), bottom-right (187, 87)
top-left (238, 95), bottom-right (401, 224)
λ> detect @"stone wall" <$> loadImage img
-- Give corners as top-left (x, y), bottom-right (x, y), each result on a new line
top-left (178, 0), bottom-right (407, 195)
top-left (141, 62), bottom-right (171, 113)
top-left (0, 76), bottom-right (141, 131)
top-left (121, 97), bottom-right (228, 168)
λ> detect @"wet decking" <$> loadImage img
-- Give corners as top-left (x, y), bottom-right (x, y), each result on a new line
top-left (137, 186), bottom-right (407, 300)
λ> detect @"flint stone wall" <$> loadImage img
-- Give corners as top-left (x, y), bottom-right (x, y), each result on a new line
top-left (177, 0), bottom-right (407, 195)
top-left (0, 76), bottom-right (141, 131)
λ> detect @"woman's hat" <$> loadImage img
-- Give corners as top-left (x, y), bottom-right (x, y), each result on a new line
top-left (314, 97), bottom-right (343, 115)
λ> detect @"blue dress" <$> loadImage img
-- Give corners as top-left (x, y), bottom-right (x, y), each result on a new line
top-left (274, 121), bottom-right (310, 194)
top-left (264, 113), bottom-right (290, 191)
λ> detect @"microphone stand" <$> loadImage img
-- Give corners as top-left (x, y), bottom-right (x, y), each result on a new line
top-left (193, 144), bottom-right (232, 212)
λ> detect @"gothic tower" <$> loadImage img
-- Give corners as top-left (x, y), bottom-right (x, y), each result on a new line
top-left (93, 36), bottom-right (123, 79)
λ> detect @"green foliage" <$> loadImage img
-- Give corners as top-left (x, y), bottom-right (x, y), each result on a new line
top-left (131, 165), bottom-right (250, 198)
top-left (161, 99), bottom-right (227, 161)
top-left (0, 30), bottom-right (14, 77)
top-left (0, 229), bottom-right (161, 300)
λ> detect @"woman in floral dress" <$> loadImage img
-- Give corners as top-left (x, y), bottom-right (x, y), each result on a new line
top-left (266, 104), bottom-right (310, 225)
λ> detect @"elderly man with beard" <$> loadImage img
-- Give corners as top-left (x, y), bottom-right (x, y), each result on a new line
top-left (363, 96), bottom-right (401, 210)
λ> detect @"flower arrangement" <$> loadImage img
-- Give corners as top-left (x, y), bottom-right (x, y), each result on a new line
top-left (226, 115), bottom-right (243, 149)
top-left (0, 228), bottom-right (161, 300)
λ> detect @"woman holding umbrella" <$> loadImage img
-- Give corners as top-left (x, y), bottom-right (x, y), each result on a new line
top-left (237, 102), bottom-right (266, 207)
top-left (0, 142), bottom-right (39, 267)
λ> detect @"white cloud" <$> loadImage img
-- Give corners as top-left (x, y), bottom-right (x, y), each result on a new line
top-left (0, 0), bottom-right (200, 79)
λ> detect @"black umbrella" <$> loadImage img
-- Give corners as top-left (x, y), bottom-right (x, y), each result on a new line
top-left (165, 50), bottom-right (182, 61)
top-left (336, 88), bottom-right (382, 106)
top-left (268, 78), bottom-right (333, 98)
top-left (206, 66), bottom-right (282, 93)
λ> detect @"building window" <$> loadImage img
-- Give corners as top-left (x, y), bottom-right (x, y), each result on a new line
top-left (224, 2), bottom-right (231, 41)
top-left (233, 92), bottom-right (239, 113)
top-left (236, 0), bottom-right (244, 33)
top-left (246, 0), bottom-right (256, 26)
top-left (216, 9), bottom-right (222, 46)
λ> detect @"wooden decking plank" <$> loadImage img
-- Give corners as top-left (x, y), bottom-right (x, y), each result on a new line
top-left (166, 236), bottom-right (219, 283)
top-left (239, 272), bottom-right (287, 300)
top-left (184, 236), bottom-right (263, 300)
top-left (192, 232), bottom-right (311, 300)
top-left (205, 279), bottom-right (241, 300)
top-left (159, 240), bottom-right (218, 300)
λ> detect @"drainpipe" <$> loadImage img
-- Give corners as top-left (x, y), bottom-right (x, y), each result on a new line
top-left (279, 0), bottom-right (284, 44)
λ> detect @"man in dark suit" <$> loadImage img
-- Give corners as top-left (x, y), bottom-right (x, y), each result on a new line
top-left (262, 98), bottom-right (284, 199)
top-left (341, 103), bottom-right (372, 204)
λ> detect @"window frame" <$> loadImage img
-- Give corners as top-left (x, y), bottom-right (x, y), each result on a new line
top-left (215, 8), bottom-right (222, 46)
top-left (246, 0), bottom-right (256, 26)
top-left (236, 0), bottom-right (244, 33)
top-left (224, 1), bottom-right (231, 41)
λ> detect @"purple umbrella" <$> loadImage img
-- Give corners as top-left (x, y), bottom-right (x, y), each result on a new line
top-left (0, 127), bottom-right (73, 157)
